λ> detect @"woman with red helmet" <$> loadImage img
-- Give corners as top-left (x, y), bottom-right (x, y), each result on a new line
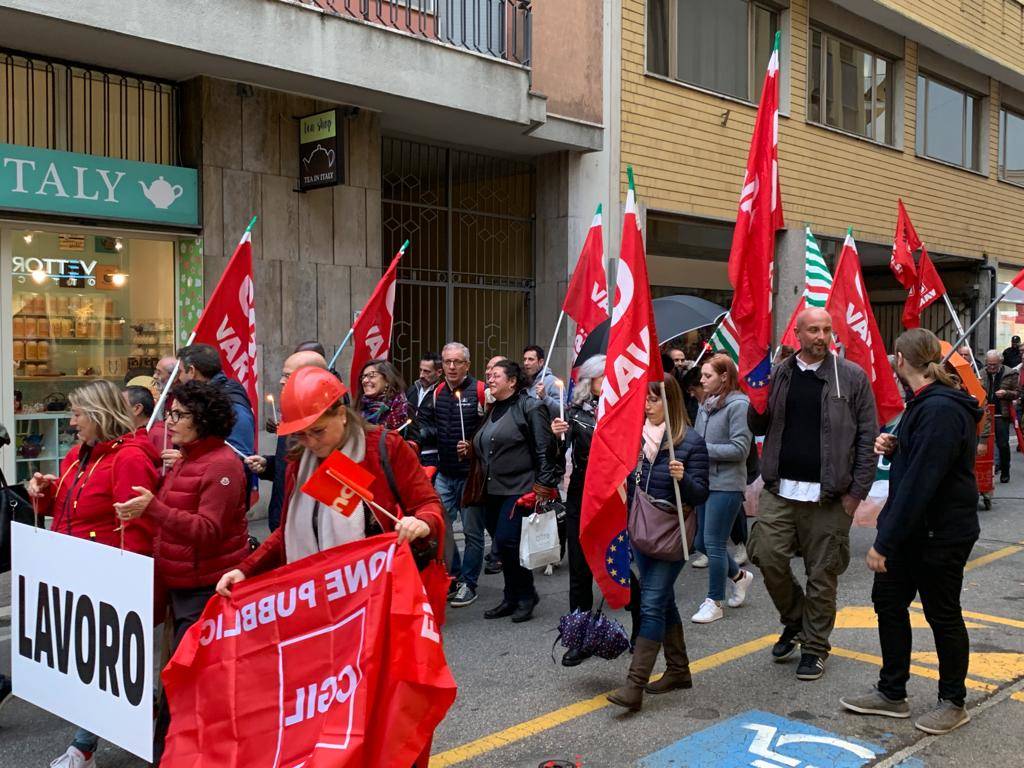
top-left (215, 365), bottom-right (445, 593)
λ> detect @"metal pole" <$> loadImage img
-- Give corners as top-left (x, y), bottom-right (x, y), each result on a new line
top-left (148, 331), bottom-right (194, 431)
top-left (942, 282), bottom-right (1015, 364)
top-left (327, 327), bottom-right (356, 370)
top-left (942, 293), bottom-right (980, 376)
top-left (692, 312), bottom-right (728, 370)
top-left (539, 309), bottom-right (566, 386)
top-left (659, 381), bottom-right (690, 560)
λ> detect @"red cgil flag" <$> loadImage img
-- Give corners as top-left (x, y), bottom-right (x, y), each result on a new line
top-left (563, 204), bottom-right (608, 361)
top-left (726, 31), bottom-right (784, 413)
top-left (160, 534), bottom-right (457, 768)
top-left (192, 224), bottom-right (258, 438)
top-left (579, 168), bottom-right (661, 609)
top-left (779, 296), bottom-right (806, 351)
top-left (902, 247), bottom-right (947, 329)
top-left (890, 199), bottom-right (921, 290)
top-left (827, 231), bottom-right (904, 426)
top-left (349, 242), bottom-right (406, 395)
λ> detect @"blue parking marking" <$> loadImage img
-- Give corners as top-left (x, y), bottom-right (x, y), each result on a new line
top-left (639, 710), bottom-right (884, 768)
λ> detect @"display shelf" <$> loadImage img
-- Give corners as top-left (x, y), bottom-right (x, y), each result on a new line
top-left (13, 337), bottom-right (125, 343)
top-left (14, 411), bottom-right (72, 418)
top-left (16, 454), bottom-right (57, 463)
top-left (14, 314), bottom-right (122, 321)
top-left (16, 376), bottom-right (117, 382)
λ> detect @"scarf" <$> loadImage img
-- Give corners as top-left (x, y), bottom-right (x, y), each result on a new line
top-left (360, 392), bottom-right (411, 431)
top-left (284, 428), bottom-right (367, 564)
top-left (642, 421), bottom-right (666, 465)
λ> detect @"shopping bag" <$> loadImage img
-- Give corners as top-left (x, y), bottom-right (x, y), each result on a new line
top-left (519, 509), bottom-right (561, 569)
top-left (1, 467), bottom-right (35, 573)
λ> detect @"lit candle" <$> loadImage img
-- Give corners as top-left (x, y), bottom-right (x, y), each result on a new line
top-left (556, 379), bottom-right (565, 440)
top-left (266, 393), bottom-right (279, 424)
top-left (455, 389), bottom-right (466, 442)
top-left (397, 418), bottom-right (413, 434)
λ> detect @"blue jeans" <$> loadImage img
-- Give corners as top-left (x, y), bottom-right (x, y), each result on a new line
top-left (632, 548), bottom-right (685, 642)
top-left (435, 473), bottom-right (486, 587)
top-left (701, 491), bottom-right (744, 601)
top-left (72, 728), bottom-right (99, 753)
top-left (435, 473), bottom-right (467, 578)
top-left (695, 497), bottom-right (749, 554)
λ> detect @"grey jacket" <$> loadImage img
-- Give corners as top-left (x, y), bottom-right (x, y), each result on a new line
top-left (694, 390), bottom-right (753, 492)
top-left (527, 368), bottom-right (565, 419)
top-left (749, 354), bottom-right (879, 501)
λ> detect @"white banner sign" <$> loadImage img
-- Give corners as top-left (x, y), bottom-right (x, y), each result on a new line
top-left (11, 522), bottom-right (154, 761)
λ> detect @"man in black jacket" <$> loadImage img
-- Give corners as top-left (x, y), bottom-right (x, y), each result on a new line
top-left (408, 353), bottom-right (442, 468)
top-left (983, 350), bottom-right (1017, 482)
top-left (418, 342), bottom-right (487, 606)
top-left (841, 329), bottom-right (980, 735)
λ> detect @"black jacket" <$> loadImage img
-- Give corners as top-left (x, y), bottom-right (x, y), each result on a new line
top-left (417, 376), bottom-right (484, 478)
top-left (473, 390), bottom-right (563, 491)
top-left (628, 428), bottom-right (710, 509)
top-left (874, 384), bottom-right (981, 558)
top-left (560, 398), bottom-right (598, 495)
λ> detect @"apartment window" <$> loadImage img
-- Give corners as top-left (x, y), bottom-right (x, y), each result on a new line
top-left (647, 0), bottom-right (779, 103)
top-left (807, 29), bottom-right (894, 144)
top-left (999, 108), bottom-right (1024, 186)
top-left (915, 74), bottom-right (983, 171)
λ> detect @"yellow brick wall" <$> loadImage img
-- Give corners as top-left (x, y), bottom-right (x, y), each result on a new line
top-left (621, 0), bottom-right (1024, 264)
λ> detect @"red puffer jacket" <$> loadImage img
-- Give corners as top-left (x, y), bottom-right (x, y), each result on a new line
top-left (238, 427), bottom-right (445, 577)
top-left (147, 436), bottom-right (251, 589)
top-left (37, 434), bottom-right (158, 554)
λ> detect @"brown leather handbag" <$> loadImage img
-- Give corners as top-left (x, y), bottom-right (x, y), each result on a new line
top-left (627, 455), bottom-right (695, 562)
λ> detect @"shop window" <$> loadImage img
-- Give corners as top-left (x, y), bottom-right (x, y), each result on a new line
top-left (999, 107), bottom-right (1024, 187)
top-left (808, 29), bottom-right (894, 145)
top-left (915, 74), bottom-right (983, 171)
top-left (10, 230), bottom-right (176, 481)
top-left (647, 0), bottom-right (779, 103)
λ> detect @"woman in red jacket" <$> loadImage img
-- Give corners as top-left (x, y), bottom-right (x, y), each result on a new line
top-left (114, 379), bottom-right (251, 763)
top-left (216, 365), bottom-right (444, 593)
top-left (27, 379), bottom-right (158, 768)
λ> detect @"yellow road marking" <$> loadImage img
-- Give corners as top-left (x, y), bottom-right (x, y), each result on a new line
top-left (910, 603), bottom-right (1024, 630)
top-left (835, 606), bottom-right (982, 630)
top-left (964, 541), bottom-right (1024, 573)
top-left (1013, 692), bottom-right (1024, 703)
top-left (911, 652), bottom-right (1024, 683)
top-left (429, 634), bottom-right (776, 767)
top-left (831, 647), bottom-right (998, 694)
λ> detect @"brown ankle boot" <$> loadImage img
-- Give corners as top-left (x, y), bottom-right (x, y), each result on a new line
top-left (607, 637), bottom-right (661, 712)
top-left (646, 623), bottom-right (692, 693)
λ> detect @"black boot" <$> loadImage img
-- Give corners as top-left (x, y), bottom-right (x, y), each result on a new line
top-left (607, 637), bottom-right (660, 712)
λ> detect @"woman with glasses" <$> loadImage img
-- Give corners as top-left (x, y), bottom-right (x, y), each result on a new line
top-left (27, 379), bottom-right (159, 768)
top-left (113, 379), bottom-right (251, 763)
top-left (354, 358), bottom-right (417, 438)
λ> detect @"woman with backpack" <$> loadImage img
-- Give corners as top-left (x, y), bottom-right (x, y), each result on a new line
top-left (690, 354), bottom-right (756, 624)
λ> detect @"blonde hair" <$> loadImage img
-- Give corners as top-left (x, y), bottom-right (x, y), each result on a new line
top-left (68, 380), bottom-right (136, 442)
top-left (894, 328), bottom-right (959, 389)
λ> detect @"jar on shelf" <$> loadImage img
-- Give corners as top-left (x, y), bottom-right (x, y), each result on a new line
top-left (56, 296), bottom-right (69, 315)
top-left (25, 341), bottom-right (38, 360)
top-left (75, 319), bottom-right (88, 338)
top-left (13, 316), bottom-right (24, 337)
top-left (25, 363), bottom-right (37, 376)
top-left (38, 340), bottom-right (49, 360)
top-left (104, 299), bottom-right (114, 315)
top-left (24, 318), bottom-right (37, 337)
top-left (38, 318), bottom-right (49, 336)
top-left (34, 294), bottom-right (46, 313)
top-left (13, 340), bottom-right (25, 362)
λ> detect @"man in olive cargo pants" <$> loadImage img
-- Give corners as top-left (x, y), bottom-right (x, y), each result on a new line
top-left (748, 309), bottom-right (879, 681)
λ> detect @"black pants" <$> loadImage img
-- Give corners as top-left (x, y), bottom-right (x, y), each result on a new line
top-left (995, 417), bottom-right (1011, 478)
top-left (565, 489), bottom-right (594, 613)
top-left (872, 539), bottom-right (976, 706)
top-left (483, 493), bottom-right (535, 605)
top-left (153, 585), bottom-right (217, 763)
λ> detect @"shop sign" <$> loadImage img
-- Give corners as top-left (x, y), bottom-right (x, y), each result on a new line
top-left (11, 255), bottom-right (99, 287)
top-left (0, 143), bottom-right (198, 227)
top-left (299, 109), bottom-right (343, 191)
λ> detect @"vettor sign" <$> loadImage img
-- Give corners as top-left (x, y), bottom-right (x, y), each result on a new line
top-left (0, 143), bottom-right (198, 227)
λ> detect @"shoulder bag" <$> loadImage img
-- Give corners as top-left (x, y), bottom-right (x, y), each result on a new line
top-left (627, 452), bottom-right (692, 562)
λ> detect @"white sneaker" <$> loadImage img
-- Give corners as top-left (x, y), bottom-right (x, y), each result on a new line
top-left (727, 569), bottom-right (755, 608)
top-left (691, 598), bottom-right (723, 623)
top-left (690, 553), bottom-right (709, 568)
top-left (50, 746), bottom-right (96, 768)
top-left (734, 543), bottom-right (748, 566)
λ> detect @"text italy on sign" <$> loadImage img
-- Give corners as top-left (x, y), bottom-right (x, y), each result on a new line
top-left (0, 143), bottom-right (199, 227)
top-left (299, 109), bottom-right (343, 191)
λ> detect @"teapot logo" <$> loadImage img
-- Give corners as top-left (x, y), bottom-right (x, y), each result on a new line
top-left (302, 144), bottom-right (336, 171)
top-left (139, 176), bottom-right (184, 209)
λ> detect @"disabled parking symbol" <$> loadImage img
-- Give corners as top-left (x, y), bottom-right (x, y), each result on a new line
top-left (639, 711), bottom-right (881, 768)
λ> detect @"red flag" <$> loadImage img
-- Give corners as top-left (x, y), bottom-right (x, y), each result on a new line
top-left (726, 32), bottom-right (784, 413)
top-left (779, 296), bottom-right (806, 350)
top-left (579, 168), bottom-right (661, 609)
top-left (563, 204), bottom-right (608, 358)
top-left (827, 232), bottom-right (904, 426)
top-left (890, 199), bottom-right (921, 290)
top-left (160, 534), bottom-right (457, 768)
top-left (349, 242), bottom-right (406, 394)
top-left (192, 224), bottom-right (258, 435)
top-left (902, 247), bottom-right (947, 329)
top-left (301, 450), bottom-right (377, 516)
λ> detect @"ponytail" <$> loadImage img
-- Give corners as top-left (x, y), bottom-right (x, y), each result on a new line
top-left (895, 328), bottom-right (959, 389)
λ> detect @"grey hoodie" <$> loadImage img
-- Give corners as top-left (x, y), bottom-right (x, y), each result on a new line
top-left (694, 390), bottom-right (753, 492)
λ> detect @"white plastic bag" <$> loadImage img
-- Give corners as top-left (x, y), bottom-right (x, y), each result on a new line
top-left (520, 509), bottom-right (561, 569)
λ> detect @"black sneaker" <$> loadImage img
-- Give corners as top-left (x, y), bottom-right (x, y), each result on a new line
top-left (484, 600), bottom-right (516, 619)
top-left (0, 674), bottom-right (12, 715)
top-left (446, 579), bottom-right (459, 602)
top-left (771, 627), bottom-right (800, 662)
top-left (450, 582), bottom-right (478, 608)
top-left (796, 653), bottom-right (825, 681)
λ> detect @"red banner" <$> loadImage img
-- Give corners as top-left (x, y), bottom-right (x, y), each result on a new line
top-left (192, 228), bottom-right (258, 429)
top-left (579, 169), bottom-right (660, 609)
top-left (563, 204), bottom-right (608, 359)
top-left (349, 243), bottom-right (405, 394)
top-left (160, 534), bottom-right (456, 768)
top-left (902, 247), bottom-right (947, 329)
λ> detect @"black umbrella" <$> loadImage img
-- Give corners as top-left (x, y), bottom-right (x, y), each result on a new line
top-left (573, 294), bottom-right (726, 368)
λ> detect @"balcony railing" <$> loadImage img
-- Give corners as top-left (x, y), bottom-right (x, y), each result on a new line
top-left (293, 0), bottom-right (532, 66)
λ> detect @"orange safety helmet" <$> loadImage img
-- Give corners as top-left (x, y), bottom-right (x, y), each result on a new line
top-left (277, 367), bottom-right (348, 435)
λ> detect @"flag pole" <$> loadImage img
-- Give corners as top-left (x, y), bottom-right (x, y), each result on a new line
top-left (941, 293), bottom-right (980, 375)
top-left (693, 312), bottom-right (728, 369)
top-left (659, 381), bottom-right (690, 560)
top-left (539, 310), bottom-right (566, 385)
top-left (942, 282), bottom-right (1016, 363)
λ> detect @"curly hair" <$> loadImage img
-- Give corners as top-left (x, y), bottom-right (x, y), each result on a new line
top-left (169, 380), bottom-right (236, 439)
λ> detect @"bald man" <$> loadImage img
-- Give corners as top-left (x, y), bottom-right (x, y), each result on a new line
top-left (748, 308), bottom-right (878, 682)
top-left (245, 349), bottom-right (328, 531)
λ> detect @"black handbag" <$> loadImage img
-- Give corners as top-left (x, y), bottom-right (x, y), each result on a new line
top-left (1, 467), bottom-right (36, 573)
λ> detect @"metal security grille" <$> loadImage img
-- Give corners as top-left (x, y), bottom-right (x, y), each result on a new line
top-left (873, 298), bottom-right (974, 350)
top-left (1, 49), bottom-right (179, 164)
top-left (382, 137), bottom-right (534, 382)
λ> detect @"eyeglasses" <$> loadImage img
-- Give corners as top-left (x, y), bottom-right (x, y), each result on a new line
top-left (167, 409), bottom-right (192, 424)
top-left (293, 425), bottom-right (328, 442)
top-left (442, 359), bottom-right (468, 367)
top-left (645, 395), bottom-right (661, 405)
top-left (361, 371), bottom-right (382, 381)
